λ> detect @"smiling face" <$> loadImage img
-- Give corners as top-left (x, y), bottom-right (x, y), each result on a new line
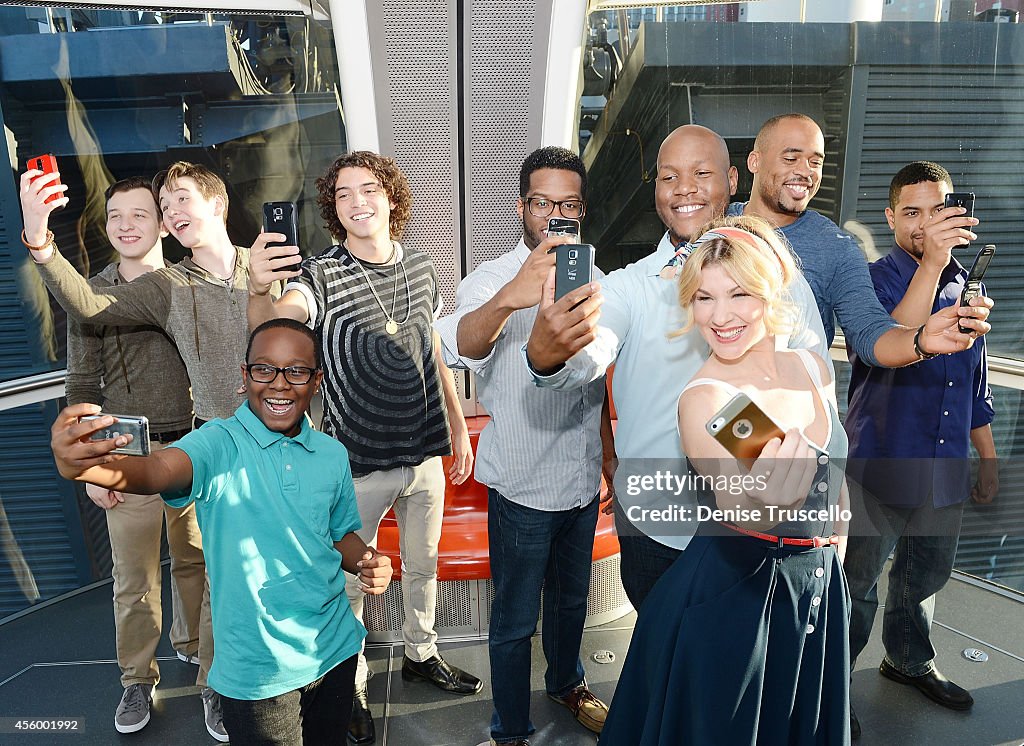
top-left (334, 166), bottom-right (395, 243)
top-left (691, 263), bottom-right (768, 360)
top-left (158, 176), bottom-right (225, 249)
top-left (242, 326), bottom-right (323, 438)
top-left (655, 126), bottom-right (738, 245)
top-left (105, 188), bottom-right (165, 260)
top-left (885, 179), bottom-right (951, 261)
top-left (748, 117), bottom-right (824, 226)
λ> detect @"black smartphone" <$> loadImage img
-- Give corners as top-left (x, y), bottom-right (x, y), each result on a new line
top-left (706, 393), bottom-right (785, 463)
top-left (262, 201), bottom-right (300, 273)
top-left (944, 192), bottom-right (975, 249)
top-left (547, 217), bottom-right (580, 237)
top-left (81, 414), bottom-right (151, 457)
top-left (553, 243), bottom-right (595, 301)
top-left (959, 244), bottom-right (995, 333)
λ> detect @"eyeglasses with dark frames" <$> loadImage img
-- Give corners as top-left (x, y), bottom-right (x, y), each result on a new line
top-left (244, 364), bottom-right (318, 385)
top-left (524, 197), bottom-right (586, 219)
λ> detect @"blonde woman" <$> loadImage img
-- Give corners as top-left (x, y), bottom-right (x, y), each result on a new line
top-left (600, 216), bottom-right (850, 746)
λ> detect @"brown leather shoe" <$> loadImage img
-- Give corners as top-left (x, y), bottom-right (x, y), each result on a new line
top-left (547, 683), bottom-right (609, 734)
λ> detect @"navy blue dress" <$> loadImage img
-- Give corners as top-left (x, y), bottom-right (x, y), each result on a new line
top-left (601, 361), bottom-right (851, 746)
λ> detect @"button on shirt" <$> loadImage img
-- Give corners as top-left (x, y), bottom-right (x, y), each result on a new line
top-left (434, 239), bottom-right (605, 511)
top-left (845, 245), bottom-right (994, 508)
top-left (164, 403), bottom-right (366, 699)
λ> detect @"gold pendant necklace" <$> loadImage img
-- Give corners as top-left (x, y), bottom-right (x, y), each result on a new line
top-left (348, 242), bottom-right (411, 335)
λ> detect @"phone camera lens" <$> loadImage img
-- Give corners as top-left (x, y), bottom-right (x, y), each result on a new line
top-left (733, 419), bottom-right (753, 439)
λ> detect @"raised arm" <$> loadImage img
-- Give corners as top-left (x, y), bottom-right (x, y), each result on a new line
top-left (51, 404), bottom-right (194, 495)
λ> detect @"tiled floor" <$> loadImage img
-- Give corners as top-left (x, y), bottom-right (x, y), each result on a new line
top-left (1, 568), bottom-right (1022, 745)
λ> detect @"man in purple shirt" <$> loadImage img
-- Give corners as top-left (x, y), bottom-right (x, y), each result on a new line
top-left (844, 162), bottom-right (998, 739)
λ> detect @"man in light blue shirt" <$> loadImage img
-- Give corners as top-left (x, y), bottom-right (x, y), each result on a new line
top-left (436, 147), bottom-right (609, 746)
top-left (51, 318), bottom-right (393, 745)
top-left (523, 125), bottom-right (829, 611)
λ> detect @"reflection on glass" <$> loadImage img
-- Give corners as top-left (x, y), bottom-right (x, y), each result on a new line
top-left (0, 6), bottom-right (347, 618)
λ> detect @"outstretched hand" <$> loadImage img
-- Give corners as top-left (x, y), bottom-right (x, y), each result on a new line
top-left (524, 269), bottom-right (602, 374)
top-left (248, 232), bottom-right (301, 296)
top-left (919, 295), bottom-right (992, 356)
top-left (51, 403), bottom-right (129, 480)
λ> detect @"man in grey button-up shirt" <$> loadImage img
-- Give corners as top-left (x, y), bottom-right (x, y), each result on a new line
top-left (435, 147), bottom-right (610, 744)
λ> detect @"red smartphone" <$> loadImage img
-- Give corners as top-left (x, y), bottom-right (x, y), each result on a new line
top-left (28, 154), bottom-right (63, 205)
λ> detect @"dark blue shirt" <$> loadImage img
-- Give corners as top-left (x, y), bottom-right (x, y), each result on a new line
top-left (845, 244), bottom-right (994, 508)
top-left (727, 203), bottom-right (896, 366)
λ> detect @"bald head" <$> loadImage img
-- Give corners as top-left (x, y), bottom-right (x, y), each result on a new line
top-left (658, 125), bottom-right (730, 171)
top-left (746, 114), bottom-right (825, 227)
top-left (654, 125), bottom-right (738, 245)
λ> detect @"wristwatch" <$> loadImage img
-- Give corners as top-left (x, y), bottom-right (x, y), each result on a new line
top-left (913, 325), bottom-right (938, 361)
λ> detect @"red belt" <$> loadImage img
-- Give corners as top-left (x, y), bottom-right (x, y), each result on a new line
top-left (720, 522), bottom-right (840, 548)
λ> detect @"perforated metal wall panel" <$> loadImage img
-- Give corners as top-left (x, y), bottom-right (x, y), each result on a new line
top-left (463, 0), bottom-right (544, 269)
top-left (368, 0), bottom-right (462, 315)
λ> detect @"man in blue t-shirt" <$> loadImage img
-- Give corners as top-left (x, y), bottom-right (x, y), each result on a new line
top-left (51, 318), bottom-right (393, 746)
top-left (730, 113), bottom-right (989, 366)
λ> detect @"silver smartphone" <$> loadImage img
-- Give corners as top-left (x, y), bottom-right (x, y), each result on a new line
top-left (81, 414), bottom-right (151, 456)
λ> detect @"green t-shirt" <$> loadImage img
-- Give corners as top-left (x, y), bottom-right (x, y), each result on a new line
top-left (165, 403), bottom-right (365, 700)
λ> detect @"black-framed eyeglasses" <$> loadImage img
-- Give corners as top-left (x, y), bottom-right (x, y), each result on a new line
top-left (524, 197), bottom-right (586, 219)
top-left (244, 364), bottom-right (318, 385)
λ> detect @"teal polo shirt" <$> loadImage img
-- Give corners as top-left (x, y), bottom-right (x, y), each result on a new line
top-left (164, 402), bottom-right (365, 700)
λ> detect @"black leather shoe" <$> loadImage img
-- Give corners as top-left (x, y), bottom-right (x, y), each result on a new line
top-left (348, 687), bottom-right (375, 744)
top-left (850, 704), bottom-right (861, 741)
top-left (879, 660), bottom-right (974, 710)
top-left (402, 654), bottom-right (483, 695)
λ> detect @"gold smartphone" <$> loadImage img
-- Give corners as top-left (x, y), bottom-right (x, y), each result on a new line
top-left (705, 393), bottom-right (784, 462)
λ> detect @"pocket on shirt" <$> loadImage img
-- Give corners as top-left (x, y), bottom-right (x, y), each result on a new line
top-left (306, 489), bottom-right (333, 537)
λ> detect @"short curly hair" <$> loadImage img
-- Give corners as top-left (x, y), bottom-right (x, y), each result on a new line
top-left (315, 152), bottom-right (413, 242)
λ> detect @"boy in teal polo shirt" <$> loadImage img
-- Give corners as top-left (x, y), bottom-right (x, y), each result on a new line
top-left (51, 318), bottom-right (393, 745)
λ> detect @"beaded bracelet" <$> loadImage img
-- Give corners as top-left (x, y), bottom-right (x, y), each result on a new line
top-left (21, 229), bottom-right (55, 252)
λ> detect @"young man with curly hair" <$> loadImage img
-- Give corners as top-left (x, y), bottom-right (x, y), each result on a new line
top-left (248, 151), bottom-right (478, 745)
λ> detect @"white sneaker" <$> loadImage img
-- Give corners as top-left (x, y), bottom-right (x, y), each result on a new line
top-left (114, 683), bottom-right (153, 733)
top-left (201, 687), bottom-right (229, 742)
top-left (176, 649), bottom-right (200, 665)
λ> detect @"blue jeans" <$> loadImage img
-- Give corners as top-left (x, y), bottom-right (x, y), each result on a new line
top-left (488, 489), bottom-right (599, 743)
top-left (845, 497), bottom-right (965, 677)
top-left (614, 507), bottom-right (683, 611)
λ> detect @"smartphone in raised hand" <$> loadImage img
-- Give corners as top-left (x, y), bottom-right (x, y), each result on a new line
top-left (28, 154), bottom-right (64, 206)
top-left (262, 201), bottom-right (300, 273)
top-left (959, 244), bottom-right (995, 334)
top-left (943, 192), bottom-right (975, 250)
top-left (553, 243), bottom-right (595, 301)
top-left (80, 413), bottom-right (151, 457)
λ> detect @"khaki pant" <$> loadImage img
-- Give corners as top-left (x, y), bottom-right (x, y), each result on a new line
top-left (106, 441), bottom-right (213, 688)
top-left (346, 457), bottom-right (446, 688)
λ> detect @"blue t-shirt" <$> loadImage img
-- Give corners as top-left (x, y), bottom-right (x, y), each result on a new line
top-left (728, 203), bottom-right (896, 366)
top-left (165, 403), bottom-right (366, 700)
